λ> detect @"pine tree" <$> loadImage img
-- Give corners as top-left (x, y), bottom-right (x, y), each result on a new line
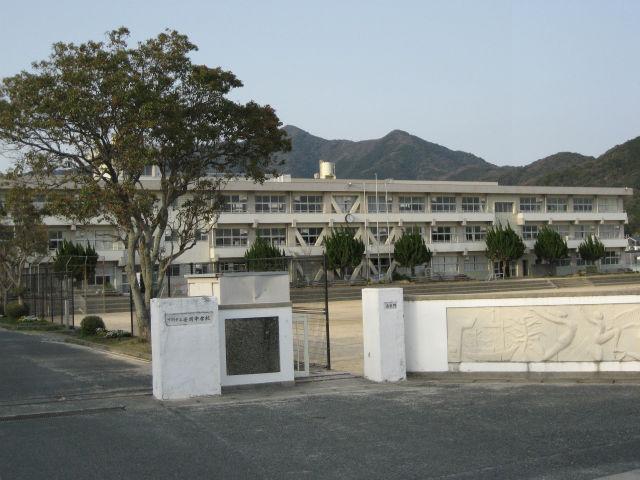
top-left (533, 227), bottom-right (568, 267)
top-left (394, 232), bottom-right (432, 277)
top-left (243, 237), bottom-right (285, 272)
top-left (485, 223), bottom-right (526, 278)
top-left (324, 228), bottom-right (365, 279)
top-left (578, 235), bottom-right (605, 263)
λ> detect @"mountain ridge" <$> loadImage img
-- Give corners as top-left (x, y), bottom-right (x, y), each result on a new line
top-left (278, 125), bottom-right (640, 232)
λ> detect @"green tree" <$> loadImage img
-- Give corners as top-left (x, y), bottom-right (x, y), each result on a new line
top-left (243, 237), bottom-right (285, 272)
top-left (485, 223), bottom-right (526, 278)
top-left (324, 228), bottom-right (365, 279)
top-left (394, 231), bottom-right (432, 277)
top-left (533, 227), bottom-right (568, 269)
top-left (0, 185), bottom-right (48, 307)
top-left (0, 28), bottom-right (290, 338)
top-left (578, 235), bottom-right (605, 264)
top-left (52, 240), bottom-right (98, 285)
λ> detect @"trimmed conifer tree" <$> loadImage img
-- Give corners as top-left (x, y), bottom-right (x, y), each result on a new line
top-left (243, 237), bottom-right (285, 272)
top-left (578, 235), bottom-right (606, 264)
top-left (533, 227), bottom-right (568, 268)
top-left (394, 232), bottom-right (432, 277)
top-left (485, 223), bottom-right (526, 278)
top-left (324, 228), bottom-right (365, 279)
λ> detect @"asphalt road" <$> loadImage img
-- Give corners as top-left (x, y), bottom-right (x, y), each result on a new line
top-left (3, 329), bottom-right (640, 479)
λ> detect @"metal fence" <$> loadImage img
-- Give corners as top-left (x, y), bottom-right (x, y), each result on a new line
top-left (16, 256), bottom-right (333, 371)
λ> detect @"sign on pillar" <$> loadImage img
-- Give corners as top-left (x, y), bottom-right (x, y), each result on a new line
top-left (151, 296), bottom-right (221, 400)
top-left (362, 288), bottom-right (406, 382)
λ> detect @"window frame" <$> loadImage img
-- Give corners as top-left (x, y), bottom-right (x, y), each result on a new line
top-left (431, 196), bottom-right (457, 213)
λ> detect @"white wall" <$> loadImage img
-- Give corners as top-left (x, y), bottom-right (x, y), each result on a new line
top-left (405, 295), bottom-right (640, 373)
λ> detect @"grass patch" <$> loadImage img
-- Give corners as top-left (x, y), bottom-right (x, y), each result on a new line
top-left (69, 334), bottom-right (151, 359)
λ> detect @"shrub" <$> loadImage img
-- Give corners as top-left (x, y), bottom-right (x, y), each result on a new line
top-left (5, 301), bottom-right (29, 319)
top-left (80, 315), bottom-right (105, 335)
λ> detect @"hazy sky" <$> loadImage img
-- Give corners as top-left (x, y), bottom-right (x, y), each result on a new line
top-left (1, 0), bottom-right (639, 170)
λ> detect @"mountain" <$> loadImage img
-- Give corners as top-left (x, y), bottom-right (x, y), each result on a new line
top-left (279, 126), bottom-right (640, 233)
top-left (280, 125), bottom-right (498, 181)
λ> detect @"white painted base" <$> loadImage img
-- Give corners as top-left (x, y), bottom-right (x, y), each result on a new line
top-left (455, 361), bottom-right (640, 373)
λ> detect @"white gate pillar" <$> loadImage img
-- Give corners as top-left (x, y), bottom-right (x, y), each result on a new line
top-left (151, 296), bottom-right (220, 400)
top-left (362, 288), bottom-right (406, 382)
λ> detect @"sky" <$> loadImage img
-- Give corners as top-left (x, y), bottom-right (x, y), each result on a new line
top-left (1, 0), bottom-right (639, 170)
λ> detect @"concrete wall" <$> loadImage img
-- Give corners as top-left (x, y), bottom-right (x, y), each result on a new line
top-left (404, 295), bottom-right (640, 373)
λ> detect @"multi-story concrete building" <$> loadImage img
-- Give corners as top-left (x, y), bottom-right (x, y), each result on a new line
top-left (24, 162), bottom-right (633, 291)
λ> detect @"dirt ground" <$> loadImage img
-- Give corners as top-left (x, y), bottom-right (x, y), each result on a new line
top-left (327, 299), bottom-right (363, 375)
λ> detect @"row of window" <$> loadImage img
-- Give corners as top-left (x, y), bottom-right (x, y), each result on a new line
top-left (521, 224), bottom-right (623, 240)
top-left (219, 194), bottom-right (618, 214)
top-left (48, 222), bottom-right (624, 252)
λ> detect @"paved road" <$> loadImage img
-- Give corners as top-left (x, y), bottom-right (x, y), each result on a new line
top-left (3, 329), bottom-right (640, 479)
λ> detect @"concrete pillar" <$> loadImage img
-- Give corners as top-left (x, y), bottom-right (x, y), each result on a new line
top-left (362, 288), bottom-right (406, 382)
top-left (151, 296), bottom-right (220, 400)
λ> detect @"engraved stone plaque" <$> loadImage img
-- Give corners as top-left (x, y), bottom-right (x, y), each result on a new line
top-left (225, 316), bottom-right (280, 375)
top-left (164, 312), bottom-right (213, 326)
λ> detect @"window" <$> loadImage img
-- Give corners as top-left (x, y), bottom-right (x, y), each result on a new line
top-left (142, 165), bottom-right (154, 176)
top-left (495, 202), bottom-right (514, 213)
top-left (574, 224), bottom-right (596, 240)
top-left (431, 226), bottom-right (453, 243)
top-left (464, 255), bottom-right (487, 272)
top-left (399, 196), bottom-right (425, 212)
top-left (602, 251), bottom-right (620, 265)
top-left (293, 195), bottom-right (323, 213)
top-left (522, 225), bottom-right (539, 240)
top-left (432, 256), bottom-right (458, 274)
top-left (598, 197), bottom-right (617, 213)
top-left (431, 196), bottom-right (456, 212)
top-left (573, 197), bottom-right (593, 212)
top-left (519, 197), bottom-right (541, 212)
top-left (370, 226), bottom-right (389, 244)
top-left (465, 225), bottom-right (486, 242)
top-left (215, 228), bottom-right (248, 247)
top-left (167, 264), bottom-right (181, 277)
top-left (222, 195), bottom-right (247, 213)
top-left (547, 197), bottom-right (568, 212)
top-left (218, 261), bottom-right (247, 273)
top-left (367, 195), bottom-right (392, 213)
top-left (333, 195), bottom-right (358, 214)
top-left (598, 223), bottom-right (621, 238)
top-left (197, 230), bottom-right (209, 242)
top-left (462, 197), bottom-right (484, 212)
top-left (48, 231), bottom-right (63, 251)
top-left (256, 227), bottom-right (287, 246)
top-left (297, 227), bottom-right (323, 246)
top-left (255, 195), bottom-right (287, 213)
top-left (193, 263), bottom-right (210, 275)
top-left (549, 224), bottom-right (570, 238)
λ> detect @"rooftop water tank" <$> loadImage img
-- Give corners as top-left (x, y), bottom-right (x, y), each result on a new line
top-left (318, 160), bottom-right (336, 179)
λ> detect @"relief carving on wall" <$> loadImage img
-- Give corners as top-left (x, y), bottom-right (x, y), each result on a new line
top-left (447, 304), bottom-right (640, 363)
